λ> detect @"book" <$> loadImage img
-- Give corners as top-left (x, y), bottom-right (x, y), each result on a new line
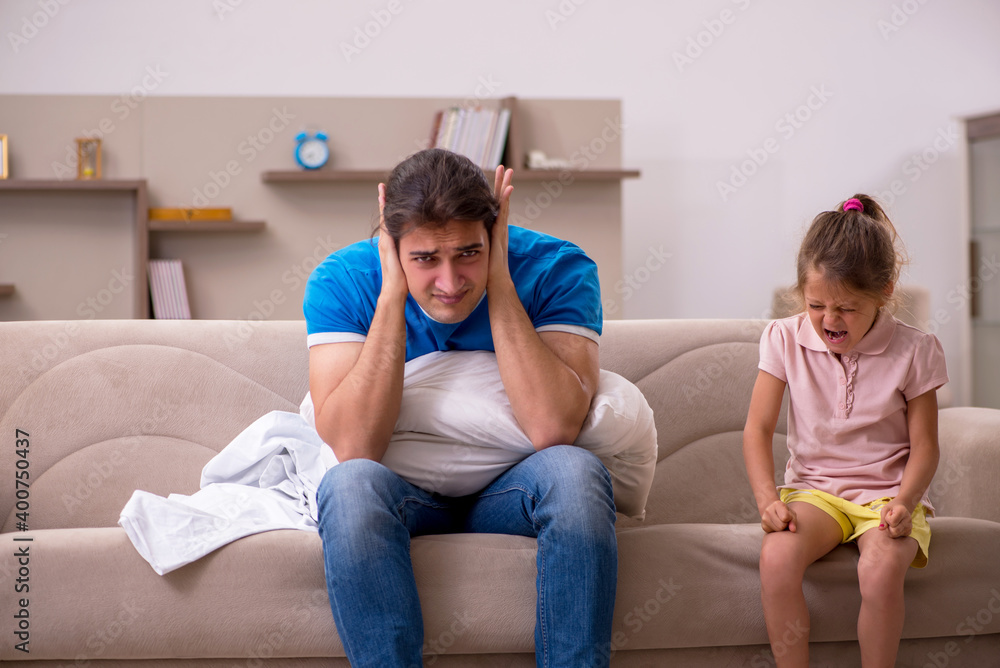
top-left (149, 208), bottom-right (232, 222)
top-left (429, 101), bottom-right (511, 170)
top-left (148, 259), bottom-right (192, 319)
top-left (484, 107), bottom-right (511, 171)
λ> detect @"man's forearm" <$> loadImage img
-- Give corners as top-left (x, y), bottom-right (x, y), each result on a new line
top-left (488, 279), bottom-right (595, 450)
top-left (315, 294), bottom-right (407, 462)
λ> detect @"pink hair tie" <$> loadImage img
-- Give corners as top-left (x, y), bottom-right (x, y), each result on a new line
top-left (843, 198), bottom-right (863, 212)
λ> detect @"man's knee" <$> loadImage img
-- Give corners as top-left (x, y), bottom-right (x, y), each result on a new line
top-left (537, 445), bottom-right (611, 488)
top-left (317, 458), bottom-right (398, 516)
top-left (533, 446), bottom-right (616, 521)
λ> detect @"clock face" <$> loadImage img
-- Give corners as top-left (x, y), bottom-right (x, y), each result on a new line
top-left (297, 138), bottom-right (329, 169)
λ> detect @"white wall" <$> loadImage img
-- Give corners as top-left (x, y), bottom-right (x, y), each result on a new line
top-left (3, 0), bottom-right (999, 404)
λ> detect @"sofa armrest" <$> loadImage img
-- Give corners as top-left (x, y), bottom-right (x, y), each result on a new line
top-left (932, 406), bottom-right (1000, 522)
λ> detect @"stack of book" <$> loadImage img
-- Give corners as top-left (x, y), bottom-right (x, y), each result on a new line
top-left (148, 259), bottom-right (192, 319)
top-left (429, 99), bottom-right (512, 171)
top-left (149, 208), bottom-right (232, 224)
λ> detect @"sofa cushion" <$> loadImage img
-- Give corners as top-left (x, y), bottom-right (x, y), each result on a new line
top-left (4, 516), bottom-right (998, 663)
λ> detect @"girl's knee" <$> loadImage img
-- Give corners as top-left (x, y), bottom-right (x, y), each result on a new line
top-left (759, 538), bottom-right (807, 588)
top-left (857, 552), bottom-right (909, 601)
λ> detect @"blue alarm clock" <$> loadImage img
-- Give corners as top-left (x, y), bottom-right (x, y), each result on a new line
top-left (294, 131), bottom-right (330, 170)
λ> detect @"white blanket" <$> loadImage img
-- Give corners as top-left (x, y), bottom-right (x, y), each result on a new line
top-left (120, 351), bottom-right (657, 575)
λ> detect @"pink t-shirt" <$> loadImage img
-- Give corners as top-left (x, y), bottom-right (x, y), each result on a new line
top-left (758, 312), bottom-right (948, 511)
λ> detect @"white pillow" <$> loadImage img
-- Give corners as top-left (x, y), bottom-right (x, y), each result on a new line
top-left (303, 350), bottom-right (658, 519)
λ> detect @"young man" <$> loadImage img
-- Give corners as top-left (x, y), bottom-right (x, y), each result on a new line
top-left (305, 149), bottom-right (616, 667)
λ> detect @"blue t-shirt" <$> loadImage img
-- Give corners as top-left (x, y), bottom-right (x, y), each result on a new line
top-left (303, 225), bottom-right (602, 361)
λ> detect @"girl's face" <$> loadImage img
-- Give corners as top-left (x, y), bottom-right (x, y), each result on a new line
top-left (802, 269), bottom-right (884, 355)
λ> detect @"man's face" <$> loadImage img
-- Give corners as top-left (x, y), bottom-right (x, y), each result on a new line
top-left (397, 219), bottom-right (490, 324)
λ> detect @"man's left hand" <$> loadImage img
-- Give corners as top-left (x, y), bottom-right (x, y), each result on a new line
top-left (488, 165), bottom-right (514, 286)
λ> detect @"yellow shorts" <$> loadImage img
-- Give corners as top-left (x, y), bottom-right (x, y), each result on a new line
top-left (779, 488), bottom-right (931, 568)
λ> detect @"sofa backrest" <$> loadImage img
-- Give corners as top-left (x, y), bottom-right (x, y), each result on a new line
top-left (599, 319), bottom-right (788, 528)
top-left (0, 320), bottom-right (310, 533)
top-left (0, 317), bottom-right (794, 533)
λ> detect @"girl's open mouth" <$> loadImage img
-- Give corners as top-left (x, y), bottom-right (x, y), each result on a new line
top-left (825, 329), bottom-right (848, 344)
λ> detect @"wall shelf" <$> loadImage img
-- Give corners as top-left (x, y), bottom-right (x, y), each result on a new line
top-left (149, 220), bottom-right (266, 232)
top-left (0, 179), bottom-right (267, 318)
top-left (261, 170), bottom-right (389, 183)
top-left (0, 178), bottom-right (147, 191)
top-left (261, 168), bottom-right (640, 183)
top-left (1, 95), bottom-right (634, 321)
top-left (0, 178), bottom-right (150, 318)
top-left (261, 96), bottom-right (640, 185)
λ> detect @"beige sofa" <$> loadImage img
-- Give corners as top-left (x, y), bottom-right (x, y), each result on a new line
top-left (2, 318), bottom-right (999, 667)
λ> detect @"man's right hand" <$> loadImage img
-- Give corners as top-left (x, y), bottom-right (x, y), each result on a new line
top-left (309, 185), bottom-right (409, 463)
top-left (377, 183), bottom-right (409, 302)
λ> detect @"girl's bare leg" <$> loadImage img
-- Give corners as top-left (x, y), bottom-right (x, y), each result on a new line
top-left (759, 502), bottom-right (844, 668)
top-left (855, 529), bottom-right (918, 668)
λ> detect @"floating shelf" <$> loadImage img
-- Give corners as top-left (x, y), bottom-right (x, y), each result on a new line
top-left (262, 170), bottom-right (389, 183)
top-left (516, 168), bottom-right (641, 181)
top-left (261, 168), bottom-right (639, 183)
top-left (149, 220), bottom-right (266, 232)
top-left (0, 178), bottom-right (150, 318)
top-left (0, 178), bottom-right (147, 191)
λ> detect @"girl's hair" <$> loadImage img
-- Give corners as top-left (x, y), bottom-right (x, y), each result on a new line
top-left (795, 194), bottom-right (908, 311)
top-left (379, 148), bottom-right (499, 241)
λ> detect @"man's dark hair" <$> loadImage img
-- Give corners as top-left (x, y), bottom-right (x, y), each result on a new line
top-left (380, 148), bottom-right (499, 241)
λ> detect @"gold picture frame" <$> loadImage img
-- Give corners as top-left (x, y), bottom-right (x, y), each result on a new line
top-left (0, 135), bottom-right (8, 179)
top-left (76, 137), bottom-right (102, 179)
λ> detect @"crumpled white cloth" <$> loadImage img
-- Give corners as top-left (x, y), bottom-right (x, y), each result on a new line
top-left (119, 350), bottom-right (657, 575)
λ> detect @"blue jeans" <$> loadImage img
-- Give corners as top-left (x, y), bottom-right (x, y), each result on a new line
top-left (316, 445), bottom-right (618, 668)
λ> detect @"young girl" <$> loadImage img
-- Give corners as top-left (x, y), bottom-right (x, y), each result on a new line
top-left (743, 194), bottom-right (949, 667)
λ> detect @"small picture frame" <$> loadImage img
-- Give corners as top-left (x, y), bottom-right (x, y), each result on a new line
top-left (76, 137), bottom-right (102, 179)
top-left (0, 135), bottom-right (8, 179)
